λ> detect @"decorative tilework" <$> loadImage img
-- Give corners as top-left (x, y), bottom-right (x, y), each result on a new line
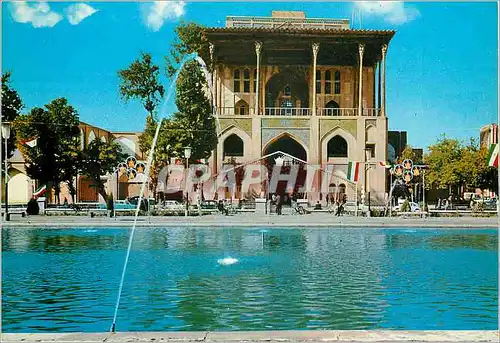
top-left (220, 118), bottom-right (252, 137)
top-left (262, 118), bottom-right (310, 128)
top-left (319, 119), bottom-right (357, 138)
top-left (365, 119), bottom-right (377, 129)
top-left (261, 128), bottom-right (310, 150)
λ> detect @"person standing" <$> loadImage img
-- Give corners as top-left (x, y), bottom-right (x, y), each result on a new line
top-left (276, 194), bottom-right (282, 215)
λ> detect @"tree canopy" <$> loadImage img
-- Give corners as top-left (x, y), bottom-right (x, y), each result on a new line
top-left (14, 98), bottom-right (80, 203)
top-left (1, 72), bottom-right (23, 162)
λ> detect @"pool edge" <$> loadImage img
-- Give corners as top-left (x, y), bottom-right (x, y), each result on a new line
top-left (2, 330), bottom-right (498, 342)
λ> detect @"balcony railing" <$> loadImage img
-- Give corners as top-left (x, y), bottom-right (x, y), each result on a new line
top-left (321, 108), bottom-right (358, 116)
top-left (264, 108), bottom-right (311, 116)
top-left (216, 107), bottom-right (381, 117)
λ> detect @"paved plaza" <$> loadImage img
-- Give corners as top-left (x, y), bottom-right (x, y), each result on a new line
top-left (2, 212), bottom-right (498, 228)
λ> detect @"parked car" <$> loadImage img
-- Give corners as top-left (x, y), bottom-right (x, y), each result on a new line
top-left (200, 200), bottom-right (218, 210)
top-left (393, 201), bottom-right (420, 212)
top-left (163, 200), bottom-right (184, 210)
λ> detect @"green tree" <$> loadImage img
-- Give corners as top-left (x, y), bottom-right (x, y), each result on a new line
top-left (165, 22), bottom-right (210, 77)
top-left (14, 98), bottom-right (80, 204)
top-left (424, 136), bottom-right (462, 193)
top-left (80, 139), bottom-right (125, 201)
top-left (118, 52), bottom-right (165, 119)
top-left (1, 72), bottom-right (23, 162)
top-left (399, 145), bottom-right (422, 164)
top-left (169, 60), bottom-right (217, 162)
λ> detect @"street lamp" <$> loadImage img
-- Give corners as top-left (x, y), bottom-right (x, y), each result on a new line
top-left (2, 122), bottom-right (11, 222)
top-left (184, 147), bottom-right (192, 217)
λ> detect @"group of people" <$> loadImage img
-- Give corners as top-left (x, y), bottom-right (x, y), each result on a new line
top-left (327, 193), bottom-right (348, 216)
top-left (270, 193), bottom-right (285, 215)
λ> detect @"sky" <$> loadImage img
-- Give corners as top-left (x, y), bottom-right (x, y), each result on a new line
top-left (2, 1), bottom-right (498, 150)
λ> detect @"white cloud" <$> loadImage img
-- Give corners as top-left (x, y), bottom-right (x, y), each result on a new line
top-left (355, 1), bottom-right (420, 25)
top-left (9, 1), bottom-right (63, 28)
top-left (65, 3), bottom-right (98, 25)
top-left (142, 1), bottom-right (185, 32)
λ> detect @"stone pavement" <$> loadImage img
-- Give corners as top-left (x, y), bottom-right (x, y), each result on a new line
top-left (2, 212), bottom-right (498, 228)
top-left (1, 330), bottom-right (498, 343)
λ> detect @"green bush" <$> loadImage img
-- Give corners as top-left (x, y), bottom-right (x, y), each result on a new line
top-left (139, 198), bottom-right (149, 213)
top-left (26, 198), bottom-right (40, 215)
top-left (400, 199), bottom-right (410, 212)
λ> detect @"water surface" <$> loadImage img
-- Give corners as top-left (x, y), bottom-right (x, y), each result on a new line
top-left (2, 227), bottom-right (498, 332)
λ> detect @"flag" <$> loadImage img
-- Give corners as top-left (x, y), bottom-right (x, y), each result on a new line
top-left (378, 161), bottom-right (392, 169)
top-left (487, 143), bottom-right (498, 167)
top-left (21, 137), bottom-right (37, 148)
top-left (347, 162), bottom-right (360, 182)
top-left (33, 184), bottom-right (47, 198)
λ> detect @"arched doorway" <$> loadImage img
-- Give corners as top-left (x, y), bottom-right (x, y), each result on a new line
top-left (327, 135), bottom-right (348, 158)
top-left (265, 69), bottom-right (309, 115)
top-left (223, 134), bottom-right (244, 157)
top-left (263, 134), bottom-right (308, 201)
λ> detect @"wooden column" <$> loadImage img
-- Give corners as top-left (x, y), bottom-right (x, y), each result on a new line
top-left (312, 43), bottom-right (320, 116)
top-left (377, 61), bottom-right (381, 111)
top-left (255, 41), bottom-right (262, 115)
top-left (381, 44), bottom-right (388, 117)
top-left (358, 43), bottom-right (365, 116)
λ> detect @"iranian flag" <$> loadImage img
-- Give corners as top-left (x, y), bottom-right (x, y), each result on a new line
top-left (347, 162), bottom-right (360, 182)
top-left (378, 161), bottom-right (392, 169)
top-left (33, 184), bottom-right (47, 198)
top-left (487, 143), bottom-right (498, 167)
top-left (21, 136), bottom-right (37, 148)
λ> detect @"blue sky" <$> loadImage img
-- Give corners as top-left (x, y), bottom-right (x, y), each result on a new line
top-left (2, 1), bottom-right (498, 150)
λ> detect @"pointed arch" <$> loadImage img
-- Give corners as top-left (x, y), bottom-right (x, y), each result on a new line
top-left (88, 130), bottom-right (96, 144)
top-left (262, 131), bottom-right (309, 157)
top-left (321, 126), bottom-right (356, 163)
top-left (217, 126), bottom-right (252, 165)
top-left (234, 99), bottom-right (249, 115)
top-left (327, 135), bottom-right (348, 158)
top-left (366, 124), bottom-right (377, 143)
top-left (324, 100), bottom-right (340, 116)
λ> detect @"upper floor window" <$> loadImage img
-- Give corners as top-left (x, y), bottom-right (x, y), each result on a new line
top-left (316, 70), bottom-right (322, 94)
top-left (334, 70), bottom-right (341, 94)
top-left (283, 84), bottom-right (291, 96)
top-left (325, 70), bottom-right (332, 94)
top-left (233, 69), bottom-right (241, 93)
top-left (243, 69), bottom-right (250, 93)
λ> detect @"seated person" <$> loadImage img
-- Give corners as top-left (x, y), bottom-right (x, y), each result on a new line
top-left (314, 201), bottom-right (322, 210)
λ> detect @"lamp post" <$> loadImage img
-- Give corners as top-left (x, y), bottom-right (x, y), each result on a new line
top-left (2, 122), bottom-right (11, 222)
top-left (184, 147), bottom-right (192, 217)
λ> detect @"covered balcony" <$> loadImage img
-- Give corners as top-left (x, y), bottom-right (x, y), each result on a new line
top-left (216, 107), bottom-right (381, 117)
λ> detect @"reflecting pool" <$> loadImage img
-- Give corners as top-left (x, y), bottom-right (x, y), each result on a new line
top-left (2, 227), bottom-right (498, 332)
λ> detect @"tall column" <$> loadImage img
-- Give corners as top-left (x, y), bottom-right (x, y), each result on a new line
top-left (358, 43), bottom-right (365, 116)
top-left (377, 61), bottom-right (381, 110)
top-left (209, 43), bottom-right (216, 113)
top-left (312, 43), bottom-right (320, 116)
top-left (381, 44), bottom-right (388, 116)
top-left (255, 41), bottom-right (262, 115)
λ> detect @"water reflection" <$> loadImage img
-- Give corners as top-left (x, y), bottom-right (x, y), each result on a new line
top-left (2, 227), bottom-right (498, 332)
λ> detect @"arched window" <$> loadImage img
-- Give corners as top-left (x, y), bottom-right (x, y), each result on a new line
top-left (234, 100), bottom-right (249, 115)
top-left (327, 135), bottom-right (348, 158)
top-left (233, 69), bottom-right (241, 93)
top-left (223, 134), bottom-right (244, 157)
top-left (243, 69), bottom-right (250, 93)
top-left (316, 70), bottom-right (322, 94)
top-left (325, 70), bottom-right (332, 94)
top-left (283, 84), bottom-right (291, 96)
top-left (324, 100), bottom-right (340, 116)
top-left (334, 70), bottom-right (341, 94)
top-left (253, 69), bottom-right (257, 93)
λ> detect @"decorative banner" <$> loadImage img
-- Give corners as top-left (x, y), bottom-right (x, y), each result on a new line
top-left (412, 165), bottom-right (421, 177)
top-left (127, 168), bottom-right (137, 180)
top-left (117, 162), bottom-right (127, 175)
top-left (402, 159), bottom-right (413, 170)
top-left (403, 169), bottom-right (413, 183)
top-left (135, 162), bottom-right (146, 174)
top-left (126, 156), bottom-right (137, 169)
top-left (393, 164), bottom-right (404, 177)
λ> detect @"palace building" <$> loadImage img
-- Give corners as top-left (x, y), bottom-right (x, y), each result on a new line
top-left (203, 11), bottom-right (395, 204)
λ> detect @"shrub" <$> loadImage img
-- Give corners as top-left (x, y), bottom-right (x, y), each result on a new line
top-left (106, 193), bottom-right (114, 217)
top-left (400, 199), bottom-right (410, 212)
top-left (26, 198), bottom-right (40, 215)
